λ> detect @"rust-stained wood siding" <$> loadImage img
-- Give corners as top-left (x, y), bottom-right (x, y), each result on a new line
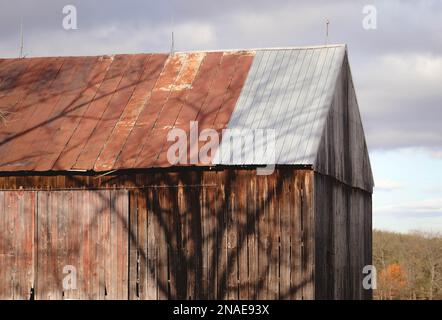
top-left (0, 190), bottom-right (129, 300)
top-left (0, 168), bottom-right (315, 300)
top-left (0, 191), bottom-right (35, 300)
top-left (36, 190), bottom-right (129, 300)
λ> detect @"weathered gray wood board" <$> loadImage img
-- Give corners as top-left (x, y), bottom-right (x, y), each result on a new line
top-left (314, 172), bottom-right (372, 300)
top-left (315, 56), bottom-right (373, 193)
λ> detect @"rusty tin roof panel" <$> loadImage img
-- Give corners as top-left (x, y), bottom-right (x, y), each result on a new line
top-left (0, 51), bottom-right (254, 171)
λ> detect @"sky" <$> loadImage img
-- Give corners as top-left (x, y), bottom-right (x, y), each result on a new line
top-left (0, 0), bottom-right (441, 233)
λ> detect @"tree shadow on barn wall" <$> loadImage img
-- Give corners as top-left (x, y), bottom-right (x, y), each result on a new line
top-left (0, 168), bottom-right (314, 300)
top-left (127, 168), bottom-right (313, 300)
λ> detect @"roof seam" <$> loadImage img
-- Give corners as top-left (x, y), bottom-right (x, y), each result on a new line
top-left (132, 54), bottom-right (187, 167)
top-left (212, 53), bottom-right (247, 127)
top-left (270, 49), bottom-right (299, 157)
top-left (52, 56), bottom-right (115, 170)
top-left (297, 47), bottom-right (333, 161)
top-left (286, 48), bottom-right (322, 163)
top-left (111, 54), bottom-right (167, 169)
top-left (0, 58), bottom-right (66, 170)
top-left (226, 49), bottom-right (264, 129)
top-left (72, 55), bottom-right (134, 169)
top-left (33, 56), bottom-right (100, 171)
top-left (152, 53), bottom-right (208, 165)
top-left (93, 54), bottom-right (153, 170)
top-left (253, 50), bottom-right (286, 130)
top-left (302, 47), bottom-right (337, 160)
top-left (241, 50), bottom-right (272, 131)
top-left (277, 48), bottom-right (314, 163)
top-left (193, 53), bottom-right (224, 123)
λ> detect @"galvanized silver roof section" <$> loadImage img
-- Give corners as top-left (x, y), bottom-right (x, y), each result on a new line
top-left (213, 44), bottom-right (346, 165)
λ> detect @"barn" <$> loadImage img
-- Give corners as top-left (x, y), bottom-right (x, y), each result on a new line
top-left (0, 44), bottom-right (373, 300)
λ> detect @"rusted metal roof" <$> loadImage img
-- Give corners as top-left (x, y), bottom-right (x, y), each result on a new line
top-left (0, 45), bottom-right (346, 172)
top-left (0, 51), bottom-right (254, 171)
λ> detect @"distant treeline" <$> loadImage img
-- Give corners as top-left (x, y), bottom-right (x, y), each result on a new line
top-left (373, 230), bottom-right (442, 300)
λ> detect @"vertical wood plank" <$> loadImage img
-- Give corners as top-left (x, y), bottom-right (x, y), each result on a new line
top-left (109, 190), bottom-right (118, 299)
top-left (119, 190), bottom-right (129, 300)
top-left (36, 192), bottom-right (48, 299)
top-left (201, 177), bottom-right (209, 299)
top-left (226, 175), bottom-right (238, 300)
top-left (204, 172), bottom-right (218, 299)
top-left (137, 190), bottom-right (148, 299)
top-left (157, 186), bottom-right (169, 300)
top-left (216, 171), bottom-right (228, 299)
top-left (237, 171), bottom-right (248, 300)
top-left (0, 192), bottom-right (5, 299)
top-left (128, 191), bottom-right (138, 300)
top-left (279, 171), bottom-right (291, 299)
top-left (290, 173), bottom-right (303, 299)
top-left (0, 192), bottom-right (35, 299)
top-left (247, 174), bottom-right (258, 299)
top-left (102, 190), bottom-right (112, 300)
top-left (268, 171), bottom-right (279, 299)
top-left (146, 187), bottom-right (158, 299)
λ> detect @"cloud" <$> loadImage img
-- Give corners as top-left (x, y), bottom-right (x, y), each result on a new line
top-left (0, 19), bottom-right (216, 57)
top-left (375, 198), bottom-right (442, 218)
top-left (430, 150), bottom-right (442, 159)
top-left (358, 53), bottom-right (442, 151)
top-left (375, 178), bottom-right (404, 191)
top-left (174, 22), bottom-right (216, 50)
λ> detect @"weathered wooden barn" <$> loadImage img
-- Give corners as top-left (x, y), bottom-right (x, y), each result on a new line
top-left (0, 44), bottom-right (373, 300)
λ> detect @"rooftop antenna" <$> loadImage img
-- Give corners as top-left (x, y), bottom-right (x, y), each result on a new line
top-left (171, 30), bottom-right (175, 55)
top-left (325, 19), bottom-right (330, 45)
top-left (169, 1), bottom-right (175, 55)
top-left (19, 16), bottom-right (24, 58)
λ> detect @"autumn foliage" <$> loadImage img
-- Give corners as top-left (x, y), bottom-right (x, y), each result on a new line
top-left (373, 230), bottom-right (442, 300)
top-left (378, 263), bottom-right (407, 299)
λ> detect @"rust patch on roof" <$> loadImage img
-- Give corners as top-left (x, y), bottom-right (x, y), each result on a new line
top-left (155, 53), bottom-right (185, 91)
top-left (172, 52), bottom-right (205, 91)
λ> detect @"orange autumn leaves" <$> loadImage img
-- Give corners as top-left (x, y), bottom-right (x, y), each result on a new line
top-left (379, 263), bottom-right (407, 299)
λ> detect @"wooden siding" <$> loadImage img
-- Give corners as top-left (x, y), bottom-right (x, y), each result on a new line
top-left (314, 172), bottom-right (372, 300)
top-left (0, 190), bottom-right (129, 300)
top-left (0, 168), bottom-right (315, 300)
top-left (128, 169), bottom-right (314, 300)
top-left (315, 55), bottom-right (373, 193)
top-left (0, 191), bottom-right (35, 300)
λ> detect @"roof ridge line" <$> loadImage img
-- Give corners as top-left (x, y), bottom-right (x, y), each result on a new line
top-left (0, 44), bottom-right (347, 59)
top-left (175, 44), bottom-right (346, 54)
